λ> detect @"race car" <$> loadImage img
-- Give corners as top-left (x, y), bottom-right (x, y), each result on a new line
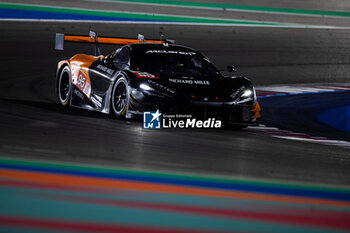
top-left (55, 31), bottom-right (260, 127)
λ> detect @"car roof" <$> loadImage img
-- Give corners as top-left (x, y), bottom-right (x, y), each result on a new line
top-left (128, 43), bottom-right (200, 55)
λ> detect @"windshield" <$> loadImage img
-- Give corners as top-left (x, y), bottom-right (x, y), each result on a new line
top-left (131, 53), bottom-right (221, 78)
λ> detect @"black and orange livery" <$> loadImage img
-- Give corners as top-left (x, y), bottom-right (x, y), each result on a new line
top-left (56, 31), bottom-right (260, 126)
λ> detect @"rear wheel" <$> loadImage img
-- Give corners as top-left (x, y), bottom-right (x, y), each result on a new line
top-left (58, 66), bottom-right (72, 106)
top-left (111, 76), bottom-right (129, 119)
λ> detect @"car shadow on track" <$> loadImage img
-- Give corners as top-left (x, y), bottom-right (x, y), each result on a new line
top-left (0, 98), bottom-right (117, 120)
top-left (0, 98), bottom-right (253, 132)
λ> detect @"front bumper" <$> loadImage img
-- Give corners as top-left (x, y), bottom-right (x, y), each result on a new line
top-left (128, 89), bottom-right (260, 125)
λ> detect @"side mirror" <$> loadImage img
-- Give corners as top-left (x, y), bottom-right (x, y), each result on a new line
top-left (227, 65), bottom-right (237, 72)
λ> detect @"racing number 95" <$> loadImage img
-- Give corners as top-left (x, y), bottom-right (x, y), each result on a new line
top-left (78, 74), bottom-right (86, 88)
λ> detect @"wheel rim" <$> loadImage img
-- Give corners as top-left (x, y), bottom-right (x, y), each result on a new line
top-left (59, 72), bottom-right (70, 102)
top-left (113, 82), bottom-right (127, 112)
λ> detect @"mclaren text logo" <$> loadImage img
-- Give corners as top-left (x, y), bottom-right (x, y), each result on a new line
top-left (145, 50), bottom-right (196, 56)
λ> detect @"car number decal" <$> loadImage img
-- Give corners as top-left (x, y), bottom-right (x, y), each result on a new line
top-left (71, 64), bottom-right (91, 97)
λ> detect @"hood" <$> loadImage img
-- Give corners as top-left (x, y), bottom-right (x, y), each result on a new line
top-left (142, 73), bottom-right (252, 102)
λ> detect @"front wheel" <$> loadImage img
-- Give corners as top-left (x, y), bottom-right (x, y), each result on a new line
top-left (58, 66), bottom-right (72, 106)
top-left (111, 76), bottom-right (129, 119)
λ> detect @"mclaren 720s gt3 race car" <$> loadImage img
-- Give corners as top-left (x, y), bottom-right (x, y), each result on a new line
top-left (55, 31), bottom-right (260, 127)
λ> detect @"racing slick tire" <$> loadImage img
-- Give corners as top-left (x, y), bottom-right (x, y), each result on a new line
top-left (57, 66), bottom-right (72, 107)
top-left (111, 76), bottom-right (129, 119)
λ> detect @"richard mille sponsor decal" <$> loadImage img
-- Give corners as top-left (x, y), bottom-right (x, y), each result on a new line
top-left (143, 110), bottom-right (221, 129)
top-left (145, 50), bottom-right (196, 56)
top-left (169, 79), bottom-right (210, 85)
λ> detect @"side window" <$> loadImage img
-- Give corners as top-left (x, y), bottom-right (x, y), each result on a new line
top-left (113, 46), bottom-right (130, 68)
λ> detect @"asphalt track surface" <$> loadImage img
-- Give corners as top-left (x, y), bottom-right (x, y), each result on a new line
top-left (260, 91), bottom-right (350, 142)
top-left (1, 19), bottom-right (350, 187)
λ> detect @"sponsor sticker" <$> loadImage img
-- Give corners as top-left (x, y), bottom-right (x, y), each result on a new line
top-left (96, 64), bottom-right (115, 75)
top-left (146, 50), bottom-right (196, 56)
top-left (91, 95), bottom-right (102, 108)
top-left (133, 71), bottom-right (159, 79)
top-left (73, 89), bottom-right (84, 99)
top-left (147, 80), bottom-right (176, 94)
top-left (168, 78), bottom-right (210, 85)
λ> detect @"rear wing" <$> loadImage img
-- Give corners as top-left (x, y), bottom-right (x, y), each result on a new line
top-left (55, 31), bottom-right (175, 56)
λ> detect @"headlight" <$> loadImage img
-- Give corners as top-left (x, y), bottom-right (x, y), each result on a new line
top-left (241, 89), bottom-right (253, 98)
top-left (237, 87), bottom-right (255, 104)
top-left (139, 83), bottom-right (153, 91)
